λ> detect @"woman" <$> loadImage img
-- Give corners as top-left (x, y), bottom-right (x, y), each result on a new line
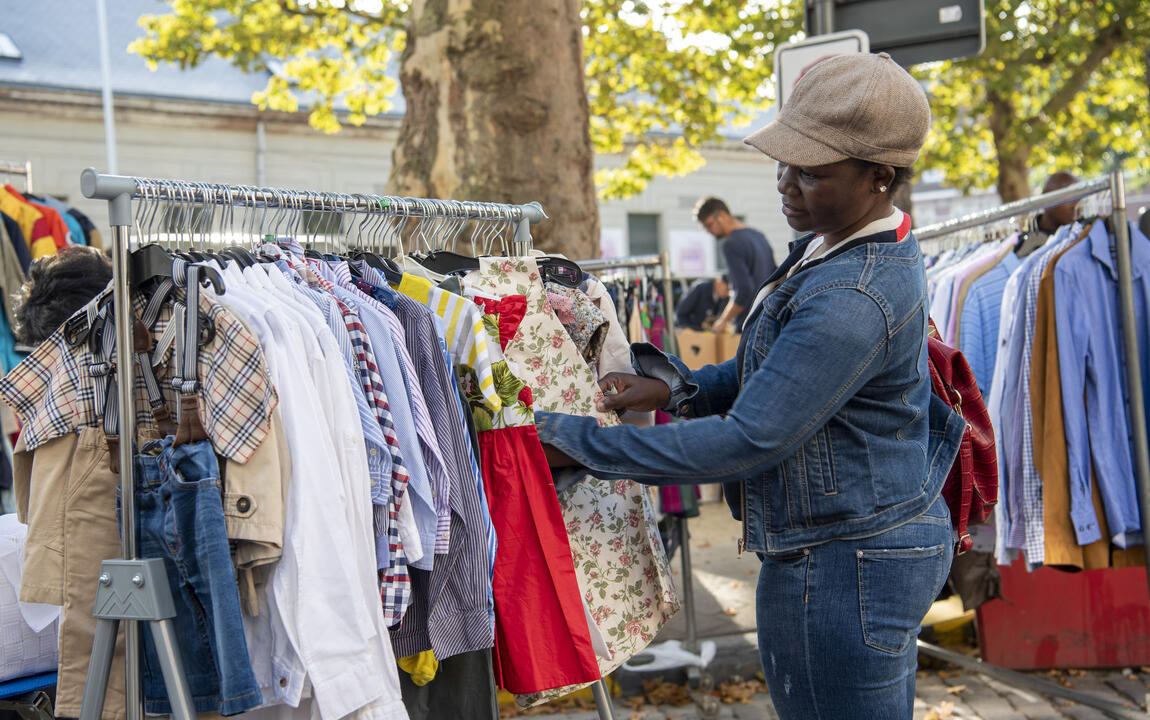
top-left (537, 52), bottom-right (966, 718)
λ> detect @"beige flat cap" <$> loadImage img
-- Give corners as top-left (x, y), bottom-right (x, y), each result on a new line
top-left (745, 52), bottom-right (931, 167)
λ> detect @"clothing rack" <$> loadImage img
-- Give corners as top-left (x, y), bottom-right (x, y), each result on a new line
top-left (577, 252), bottom-right (679, 357)
top-left (916, 176), bottom-right (1113, 243)
top-left (917, 170), bottom-right (1150, 602)
top-left (76, 168), bottom-right (626, 720)
top-left (0, 161), bottom-right (33, 193)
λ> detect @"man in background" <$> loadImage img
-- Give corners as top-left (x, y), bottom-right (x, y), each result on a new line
top-left (694, 197), bottom-right (776, 334)
top-left (1016, 171), bottom-right (1079, 257)
top-left (675, 274), bottom-right (730, 331)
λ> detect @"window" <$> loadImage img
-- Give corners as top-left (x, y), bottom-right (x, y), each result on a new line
top-left (627, 213), bottom-right (660, 257)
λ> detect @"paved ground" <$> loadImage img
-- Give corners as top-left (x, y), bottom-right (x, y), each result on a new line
top-left (508, 501), bottom-right (1150, 720)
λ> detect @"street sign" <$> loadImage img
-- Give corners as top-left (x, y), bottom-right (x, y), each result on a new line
top-left (774, 30), bottom-right (869, 109)
top-left (809, 0), bottom-right (985, 67)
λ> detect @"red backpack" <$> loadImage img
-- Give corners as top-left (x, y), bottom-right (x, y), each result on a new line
top-left (927, 320), bottom-right (998, 554)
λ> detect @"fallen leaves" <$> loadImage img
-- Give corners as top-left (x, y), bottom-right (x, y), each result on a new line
top-left (641, 678), bottom-right (692, 706)
top-left (713, 676), bottom-right (767, 704)
top-left (498, 691), bottom-right (597, 716)
top-left (723, 608), bottom-right (738, 616)
top-left (923, 700), bottom-right (956, 720)
top-left (945, 684), bottom-right (967, 695)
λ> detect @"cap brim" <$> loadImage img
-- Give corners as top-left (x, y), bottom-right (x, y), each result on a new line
top-left (744, 119), bottom-right (849, 166)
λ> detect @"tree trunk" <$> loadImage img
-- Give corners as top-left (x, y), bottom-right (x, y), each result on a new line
top-left (996, 149), bottom-right (1032, 203)
top-left (389, 0), bottom-right (598, 258)
top-left (988, 87), bottom-right (1032, 203)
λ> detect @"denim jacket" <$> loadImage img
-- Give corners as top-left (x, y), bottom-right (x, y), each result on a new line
top-left (536, 227), bottom-right (966, 555)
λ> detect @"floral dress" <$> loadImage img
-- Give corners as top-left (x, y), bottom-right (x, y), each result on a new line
top-left (468, 257), bottom-right (680, 707)
top-left (457, 294), bottom-right (602, 694)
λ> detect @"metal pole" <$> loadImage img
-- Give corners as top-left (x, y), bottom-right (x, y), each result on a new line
top-left (95, 0), bottom-right (119, 174)
top-left (255, 119), bottom-right (267, 186)
top-left (23, 160), bottom-right (32, 194)
top-left (679, 520), bottom-right (698, 654)
top-left (109, 223), bottom-right (142, 720)
top-left (659, 250), bottom-right (679, 356)
top-left (809, 0), bottom-right (835, 34)
top-left (1110, 171), bottom-right (1150, 597)
top-left (591, 678), bottom-right (616, 720)
top-left (918, 641), bottom-right (1148, 720)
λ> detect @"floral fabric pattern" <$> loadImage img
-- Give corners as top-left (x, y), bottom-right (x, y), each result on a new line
top-left (469, 257), bottom-right (679, 707)
top-left (544, 282), bottom-right (610, 370)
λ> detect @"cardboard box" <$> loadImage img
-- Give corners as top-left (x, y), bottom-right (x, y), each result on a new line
top-left (675, 329), bottom-right (718, 370)
top-left (674, 330), bottom-right (742, 369)
top-left (717, 332), bottom-right (741, 364)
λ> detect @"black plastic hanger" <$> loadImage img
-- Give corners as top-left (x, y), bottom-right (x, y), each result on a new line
top-left (129, 243), bottom-right (225, 294)
top-left (361, 251), bottom-right (405, 284)
top-left (537, 256), bottom-right (584, 288)
top-left (415, 249), bottom-right (480, 276)
top-left (222, 247), bottom-right (257, 268)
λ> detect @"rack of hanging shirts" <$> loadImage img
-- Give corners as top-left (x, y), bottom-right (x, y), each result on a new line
top-left (64, 169), bottom-right (680, 720)
top-left (577, 252), bottom-right (678, 356)
top-left (915, 171), bottom-right (1150, 586)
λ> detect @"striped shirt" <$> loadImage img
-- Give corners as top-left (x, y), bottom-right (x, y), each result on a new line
top-left (397, 273), bottom-right (501, 412)
top-left (331, 262), bottom-right (454, 555)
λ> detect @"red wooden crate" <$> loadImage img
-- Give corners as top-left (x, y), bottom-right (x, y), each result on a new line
top-left (976, 559), bottom-right (1150, 669)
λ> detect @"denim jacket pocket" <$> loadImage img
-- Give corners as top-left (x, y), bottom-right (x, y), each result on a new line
top-left (857, 544), bottom-right (946, 654)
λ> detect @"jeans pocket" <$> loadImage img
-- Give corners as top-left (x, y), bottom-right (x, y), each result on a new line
top-left (857, 544), bottom-right (945, 654)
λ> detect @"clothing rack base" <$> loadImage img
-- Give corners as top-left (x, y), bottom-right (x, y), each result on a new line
top-left (78, 560), bottom-right (195, 720)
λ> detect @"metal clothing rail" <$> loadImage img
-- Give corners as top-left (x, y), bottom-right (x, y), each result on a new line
top-left (77, 168), bottom-right (554, 720)
top-left (915, 176), bottom-right (1112, 242)
top-left (918, 171), bottom-right (1150, 642)
top-left (577, 252), bottom-right (679, 356)
top-left (0, 161), bottom-right (33, 193)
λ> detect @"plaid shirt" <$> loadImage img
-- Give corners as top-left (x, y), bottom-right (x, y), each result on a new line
top-left (271, 244), bottom-right (415, 624)
top-left (0, 285), bottom-right (276, 463)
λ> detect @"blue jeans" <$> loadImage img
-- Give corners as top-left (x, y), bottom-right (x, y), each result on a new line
top-left (119, 438), bottom-right (262, 716)
top-left (756, 493), bottom-right (953, 719)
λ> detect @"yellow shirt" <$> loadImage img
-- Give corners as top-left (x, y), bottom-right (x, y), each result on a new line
top-left (0, 186), bottom-right (56, 259)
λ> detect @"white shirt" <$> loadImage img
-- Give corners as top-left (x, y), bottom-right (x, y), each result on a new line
top-left (215, 264), bottom-right (409, 720)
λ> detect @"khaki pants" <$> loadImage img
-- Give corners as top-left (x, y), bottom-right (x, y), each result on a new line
top-left (15, 427), bottom-right (152, 720)
top-left (14, 415), bottom-right (288, 719)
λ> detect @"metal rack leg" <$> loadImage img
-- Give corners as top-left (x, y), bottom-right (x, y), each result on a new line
top-left (591, 678), bottom-right (616, 720)
top-left (679, 517), bottom-right (697, 654)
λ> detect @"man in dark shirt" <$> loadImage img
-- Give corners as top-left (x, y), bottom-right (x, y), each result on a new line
top-left (675, 275), bottom-right (730, 331)
top-left (1015, 171), bottom-right (1079, 257)
top-left (694, 197), bottom-right (776, 334)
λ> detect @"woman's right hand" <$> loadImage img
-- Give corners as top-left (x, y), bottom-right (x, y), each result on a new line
top-left (596, 373), bottom-right (672, 413)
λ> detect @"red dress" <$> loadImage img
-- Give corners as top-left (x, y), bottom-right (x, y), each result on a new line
top-left (469, 296), bottom-right (600, 694)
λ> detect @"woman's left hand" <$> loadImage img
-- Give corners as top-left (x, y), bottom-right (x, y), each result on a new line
top-left (542, 444), bottom-right (579, 469)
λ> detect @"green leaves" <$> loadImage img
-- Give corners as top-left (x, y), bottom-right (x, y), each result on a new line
top-left (131, 0), bottom-right (802, 196)
top-left (130, 0), bottom-right (406, 134)
top-left (584, 0), bottom-right (801, 198)
top-left (130, 0), bottom-right (1146, 202)
top-left (915, 0), bottom-right (1150, 198)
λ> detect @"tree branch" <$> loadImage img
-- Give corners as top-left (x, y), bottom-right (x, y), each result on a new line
top-left (1030, 17), bottom-right (1128, 123)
